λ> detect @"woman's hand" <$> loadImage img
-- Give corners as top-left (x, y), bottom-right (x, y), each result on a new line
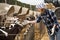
top-left (22, 20), bottom-right (30, 25)
top-left (51, 27), bottom-right (55, 35)
top-left (51, 24), bottom-right (55, 35)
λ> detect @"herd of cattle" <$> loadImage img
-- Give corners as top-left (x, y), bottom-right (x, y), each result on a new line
top-left (0, 3), bottom-right (39, 40)
top-left (0, 3), bottom-right (60, 40)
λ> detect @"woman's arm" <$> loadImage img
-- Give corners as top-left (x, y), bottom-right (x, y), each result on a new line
top-left (27, 16), bottom-right (42, 24)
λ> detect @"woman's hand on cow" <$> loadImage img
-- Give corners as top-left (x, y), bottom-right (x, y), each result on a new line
top-left (22, 20), bottom-right (30, 25)
top-left (22, 20), bottom-right (36, 25)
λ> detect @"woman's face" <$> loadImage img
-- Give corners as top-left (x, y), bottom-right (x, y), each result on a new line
top-left (37, 8), bottom-right (45, 13)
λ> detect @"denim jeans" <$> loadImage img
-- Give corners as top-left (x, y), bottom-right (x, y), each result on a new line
top-left (48, 29), bottom-right (60, 40)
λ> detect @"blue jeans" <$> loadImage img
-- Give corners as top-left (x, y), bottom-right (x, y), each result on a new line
top-left (48, 29), bottom-right (60, 40)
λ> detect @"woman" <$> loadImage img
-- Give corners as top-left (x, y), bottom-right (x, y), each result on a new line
top-left (26, 3), bottom-right (60, 40)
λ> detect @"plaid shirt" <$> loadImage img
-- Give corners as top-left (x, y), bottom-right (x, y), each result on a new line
top-left (36, 9), bottom-right (59, 29)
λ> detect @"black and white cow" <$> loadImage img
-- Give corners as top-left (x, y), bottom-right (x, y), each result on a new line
top-left (0, 15), bottom-right (35, 40)
top-left (0, 19), bottom-right (29, 40)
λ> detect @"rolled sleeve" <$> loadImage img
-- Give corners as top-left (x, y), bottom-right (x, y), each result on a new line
top-left (52, 12), bottom-right (59, 26)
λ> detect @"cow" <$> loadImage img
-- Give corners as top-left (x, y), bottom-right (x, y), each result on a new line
top-left (0, 15), bottom-right (35, 40)
top-left (0, 20), bottom-right (27, 40)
